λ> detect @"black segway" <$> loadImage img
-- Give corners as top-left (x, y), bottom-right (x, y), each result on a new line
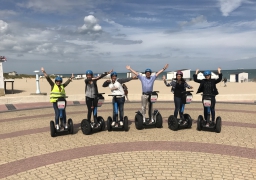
top-left (107, 95), bottom-right (129, 132)
top-left (168, 91), bottom-right (193, 131)
top-left (135, 91), bottom-right (163, 130)
top-left (81, 93), bottom-right (106, 135)
top-left (50, 97), bottom-right (74, 137)
top-left (197, 94), bottom-right (222, 133)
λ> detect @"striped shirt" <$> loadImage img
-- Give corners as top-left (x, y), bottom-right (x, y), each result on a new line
top-left (138, 75), bottom-right (157, 93)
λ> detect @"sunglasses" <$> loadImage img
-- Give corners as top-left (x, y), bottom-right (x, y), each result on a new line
top-left (56, 81), bottom-right (62, 83)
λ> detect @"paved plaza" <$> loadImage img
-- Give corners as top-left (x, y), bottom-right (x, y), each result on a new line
top-left (0, 101), bottom-right (256, 180)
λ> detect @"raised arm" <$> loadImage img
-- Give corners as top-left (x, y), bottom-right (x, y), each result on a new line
top-left (126, 65), bottom-right (139, 76)
top-left (41, 67), bottom-right (54, 86)
top-left (193, 69), bottom-right (202, 83)
top-left (118, 76), bottom-right (137, 84)
top-left (102, 80), bottom-right (111, 87)
top-left (156, 64), bottom-right (169, 77)
top-left (214, 67), bottom-right (222, 84)
top-left (93, 69), bottom-right (113, 81)
top-left (162, 75), bottom-right (171, 87)
top-left (63, 73), bottom-right (74, 87)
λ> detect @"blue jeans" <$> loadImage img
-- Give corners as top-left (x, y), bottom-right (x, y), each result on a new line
top-left (53, 102), bottom-right (66, 125)
top-left (203, 97), bottom-right (216, 121)
top-left (174, 96), bottom-right (185, 119)
top-left (112, 96), bottom-right (125, 122)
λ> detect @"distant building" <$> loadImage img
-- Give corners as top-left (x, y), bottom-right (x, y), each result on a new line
top-left (196, 71), bottom-right (219, 80)
top-left (230, 72), bottom-right (248, 83)
top-left (8, 71), bottom-right (18, 76)
top-left (166, 69), bottom-right (191, 80)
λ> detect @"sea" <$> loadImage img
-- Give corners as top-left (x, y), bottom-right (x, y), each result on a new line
top-left (59, 69), bottom-right (256, 81)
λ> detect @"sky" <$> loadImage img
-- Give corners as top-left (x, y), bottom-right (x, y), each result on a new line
top-left (0, 0), bottom-right (256, 74)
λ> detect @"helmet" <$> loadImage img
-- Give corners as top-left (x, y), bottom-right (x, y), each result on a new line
top-left (145, 68), bottom-right (152, 74)
top-left (55, 76), bottom-right (62, 82)
top-left (203, 70), bottom-right (211, 76)
top-left (111, 72), bottom-right (117, 77)
top-left (176, 71), bottom-right (183, 77)
top-left (86, 70), bottom-right (93, 75)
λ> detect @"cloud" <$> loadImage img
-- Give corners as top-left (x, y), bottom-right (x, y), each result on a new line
top-left (129, 17), bottom-right (160, 22)
top-left (78, 15), bottom-right (102, 34)
top-left (179, 15), bottom-right (207, 26)
top-left (0, 10), bottom-right (17, 17)
top-left (218, 0), bottom-right (245, 16)
top-left (0, 20), bottom-right (9, 33)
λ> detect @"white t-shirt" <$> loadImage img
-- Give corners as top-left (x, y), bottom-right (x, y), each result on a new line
top-left (109, 80), bottom-right (125, 97)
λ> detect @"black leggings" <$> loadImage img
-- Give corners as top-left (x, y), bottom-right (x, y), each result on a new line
top-left (203, 97), bottom-right (216, 121)
top-left (86, 97), bottom-right (98, 123)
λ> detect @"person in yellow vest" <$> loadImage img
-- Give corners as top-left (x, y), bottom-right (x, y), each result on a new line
top-left (41, 67), bottom-right (74, 130)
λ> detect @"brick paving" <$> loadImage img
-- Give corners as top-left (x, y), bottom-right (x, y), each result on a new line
top-left (0, 102), bottom-right (256, 179)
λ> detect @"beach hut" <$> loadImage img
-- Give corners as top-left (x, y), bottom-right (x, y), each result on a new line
top-left (196, 71), bottom-right (219, 80)
top-left (8, 71), bottom-right (18, 76)
top-left (166, 69), bottom-right (191, 80)
top-left (230, 72), bottom-right (248, 83)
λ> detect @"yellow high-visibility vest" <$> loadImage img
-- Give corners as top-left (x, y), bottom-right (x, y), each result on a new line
top-left (50, 84), bottom-right (66, 103)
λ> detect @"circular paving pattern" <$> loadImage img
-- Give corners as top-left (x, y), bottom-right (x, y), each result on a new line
top-left (1, 102), bottom-right (256, 180)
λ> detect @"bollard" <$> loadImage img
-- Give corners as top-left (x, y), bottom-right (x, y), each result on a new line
top-left (34, 70), bottom-right (41, 94)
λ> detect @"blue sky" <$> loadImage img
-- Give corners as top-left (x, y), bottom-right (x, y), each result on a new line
top-left (0, 0), bottom-right (256, 74)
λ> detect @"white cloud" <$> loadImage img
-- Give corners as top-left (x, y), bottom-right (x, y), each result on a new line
top-left (218, 0), bottom-right (245, 16)
top-left (129, 17), bottom-right (160, 22)
top-left (0, 20), bottom-right (8, 33)
top-left (179, 15), bottom-right (207, 26)
top-left (78, 15), bottom-right (102, 33)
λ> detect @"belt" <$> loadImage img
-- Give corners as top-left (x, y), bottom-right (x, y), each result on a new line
top-left (142, 92), bottom-right (150, 95)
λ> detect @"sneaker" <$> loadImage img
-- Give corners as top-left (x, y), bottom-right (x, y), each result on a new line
top-left (65, 123), bottom-right (68, 129)
top-left (91, 122), bottom-right (95, 128)
top-left (149, 119), bottom-right (154, 124)
top-left (205, 123), bottom-right (209, 127)
top-left (56, 124), bottom-right (60, 131)
top-left (120, 121), bottom-right (123, 126)
top-left (143, 116), bottom-right (146, 123)
top-left (111, 122), bottom-right (116, 126)
top-left (182, 121), bottom-right (187, 125)
top-left (178, 119), bottom-right (183, 124)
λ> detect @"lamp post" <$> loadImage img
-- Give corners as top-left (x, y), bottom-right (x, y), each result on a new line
top-left (34, 70), bottom-right (41, 94)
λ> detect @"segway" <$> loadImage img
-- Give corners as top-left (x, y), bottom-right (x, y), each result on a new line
top-left (168, 91), bottom-right (193, 131)
top-left (107, 95), bottom-right (129, 132)
top-left (81, 93), bottom-right (106, 135)
top-left (50, 97), bottom-right (74, 137)
top-left (197, 94), bottom-right (222, 133)
top-left (135, 91), bottom-right (163, 130)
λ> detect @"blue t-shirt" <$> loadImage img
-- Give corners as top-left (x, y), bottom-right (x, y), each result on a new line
top-left (138, 75), bottom-right (157, 93)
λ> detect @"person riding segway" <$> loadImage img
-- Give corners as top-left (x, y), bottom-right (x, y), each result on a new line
top-left (41, 67), bottom-right (74, 137)
top-left (163, 71), bottom-right (193, 131)
top-left (102, 72), bottom-right (137, 131)
top-left (126, 64), bottom-right (168, 130)
top-left (194, 68), bottom-right (222, 133)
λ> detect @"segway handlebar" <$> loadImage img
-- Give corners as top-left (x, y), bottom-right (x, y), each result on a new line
top-left (108, 94), bottom-right (123, 97)
top-left (182, 91), bottom-right (193, 94)
top-left (94, 93), bottom-right (105, 96)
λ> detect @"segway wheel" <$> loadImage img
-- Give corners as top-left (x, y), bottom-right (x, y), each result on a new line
top-left (97, 116), bottom-right (105, 131)
top-left (68, 118), bottom-right (74, 134)
top-left (197, 115), bottom-right (203, 131)
top-left (184, 114), bottom-right (192, 128)
top-left (215, 116), bottom-right (222, 133)
top-left (124, 116), bottom-right (129, 132)
top-left (135, 114), bottom-right (143, 130)
top-left (155, 113), bottom-right (163, 128)
top-left (81, 119), bottom-right (91, 135)
top-left (50, 121), bottom-right (56, 137)
top-left (168, 115), bottom-right (179, 131)
top-left (107, 116), bottom-right (112, 132)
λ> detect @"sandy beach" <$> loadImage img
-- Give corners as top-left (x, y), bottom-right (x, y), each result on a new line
top-left (1, 77), bottom-right (256, 104)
